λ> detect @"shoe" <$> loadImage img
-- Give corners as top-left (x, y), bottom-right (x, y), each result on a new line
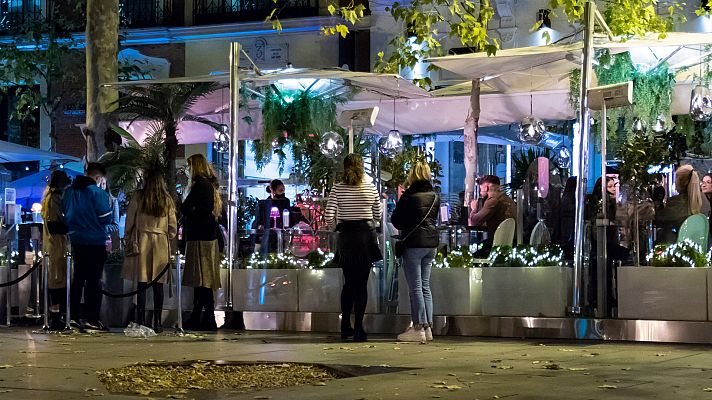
top-left (153, 315), bottom-right (163, 334)
top-left (83, 320), bottom-right (108, 331)
top-left (353, 329), bottom-right (368, 343)
top-left (425, 326), bottom-right (433, 341)
top-left (340, 327), bottom-right (354, 342)
top-left (49, 313), bottom-right (64, 331)
top-left (398, 326), bottom-right (426, 343)
top-left (69, 319), bottom-right (82, 329)
top-left (199, 311), bottom-right (218, 332)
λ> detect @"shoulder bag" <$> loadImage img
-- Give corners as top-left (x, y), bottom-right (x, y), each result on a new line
top-left (394, 194), bottom-right (437, 258)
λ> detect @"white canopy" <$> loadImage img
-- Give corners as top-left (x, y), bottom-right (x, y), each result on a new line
top-left (0, 140), bottom-right (80, 163)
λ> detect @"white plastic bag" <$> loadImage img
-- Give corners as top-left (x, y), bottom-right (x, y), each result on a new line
top-left (123, 322), bottom-right (157, 338)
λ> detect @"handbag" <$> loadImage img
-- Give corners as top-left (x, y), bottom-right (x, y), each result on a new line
top-left (394, 195), bottom-right (437, 258)
top-left (124, 205), bottom-right (140, 257)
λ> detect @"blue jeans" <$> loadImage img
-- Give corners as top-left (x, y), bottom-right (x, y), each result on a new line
top-left (402, 247), bottom-right (436, 326)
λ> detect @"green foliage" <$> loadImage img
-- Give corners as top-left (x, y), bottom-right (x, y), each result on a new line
top-left (508, 148), bottom-right (552, 192)
top-left (247, 252), bottom-right (302, 269)
top-left (238, 195), bottom-right (259, 231)
top-left (488, 245), bottom-right (565, 267)
top-left (617, 130), bottom-right (673, 191)
top-left (432, 245), bottom-right (481, 268)
top-left (380, 137), bottom-right (443, 193)
top-left (649, 241), bottom-right (708, 268)
top-left (305, 249), bottom-right (336, 269)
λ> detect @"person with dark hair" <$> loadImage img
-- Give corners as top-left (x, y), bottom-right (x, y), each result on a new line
top-left (182, 154), bottom-right (222, 331)
top-left (468, 175), bottom-right (515, 255)
top-left (256, 179), bottom-right (291, 254)
top-left (41, 170), bottom-right (71, 330)
top-left (325, 154), bottom-right (382, 342)
top-left (62, 162), bottom-right (113, 330)
top-left (267, 179), bottom-right (286, 199)
top-left (122, 172), bottom-right (177, 333)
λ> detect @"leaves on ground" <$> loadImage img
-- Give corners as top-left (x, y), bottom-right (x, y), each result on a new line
top-left (598, 385), bottom-right (617, 389)
top-left (543, 364), bottom-right (562, 370)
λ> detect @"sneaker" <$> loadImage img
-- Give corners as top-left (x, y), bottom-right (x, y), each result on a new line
top-left (398, 326), bottom-right (426, 343)
top-left (83, 320), bottom-right (108, 331)
top-left (425, 326), bottom-right (433, 341)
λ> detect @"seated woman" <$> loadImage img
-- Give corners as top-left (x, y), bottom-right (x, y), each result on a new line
top-left (655, 165), bottom-right (708, 244)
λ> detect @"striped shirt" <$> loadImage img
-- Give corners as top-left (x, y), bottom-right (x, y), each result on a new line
top-left (325, 180), bottom-right (382, 226)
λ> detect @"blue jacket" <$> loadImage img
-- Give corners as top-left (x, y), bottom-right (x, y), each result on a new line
top-left (62, 175), bottom-right (113, 246)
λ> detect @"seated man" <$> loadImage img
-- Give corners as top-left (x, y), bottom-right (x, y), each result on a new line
top-left (469, 175), bottom-right (516, 255)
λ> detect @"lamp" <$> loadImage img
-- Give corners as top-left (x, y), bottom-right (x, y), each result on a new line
top-left (270, 206), bottom-right (280, 229)
top-left (537, 9), bottom-right (551, 29)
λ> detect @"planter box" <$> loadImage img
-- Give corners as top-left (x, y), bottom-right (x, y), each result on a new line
top-left (398, 268), bottom-right (483, 316)
top-left (234, 269), bottom-right (299, 312)
top-left (618, 266), bottom-right (708, 321)
top-left (298, 267), bottom-right (381, 313)
top-left (481, 267), bottom-right (572, 317)
top-left (100, 263), bottom-right (133, 327)
top-left (0, 265), bottom-right (32, 313)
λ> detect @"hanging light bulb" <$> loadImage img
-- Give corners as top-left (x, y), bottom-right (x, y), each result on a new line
top-left (690, 85), bottom-right (712, 122)
top-left (556, 146), bottom-right (571, 169)
top-left (632, 117), bottom-right (647, 134)
top-left (518, 116), bottom-right (546, 144)
top-left (379, 129), bottom-right (404, 158)
top-left (319, 131), bottom-right (344, 158)
top-left (213, 124), bottom-right (230, 153)
top-left (651, 115), bottom-right (666, 134)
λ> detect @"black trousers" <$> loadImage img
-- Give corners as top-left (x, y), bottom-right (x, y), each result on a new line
top-left (136, 283), bottom-right (164, 320)
top-left (336, 220), bottom-right (377, 331)
top-left (341, 263), bottom-right (372, 330)
top-left (192, 287), bottom-right (215, 314)
top-left (49, 288), bottom-right (66, 313)
top-left (70, 244), bottom-right (107, 321)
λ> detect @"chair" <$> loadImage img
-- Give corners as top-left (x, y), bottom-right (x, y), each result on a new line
top-left (529, 221), bottom-right (551, 246)
top-left (473, 218), bottom-right (516, 265)
top-left (677, 213), bottom-right (709, 249)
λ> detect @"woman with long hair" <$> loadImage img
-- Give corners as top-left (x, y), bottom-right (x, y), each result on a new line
top-left (325, 154), bottom-right (382, 342)
top-left (656, 165), bottom-right (709, 243)
top-left (181, 154), bottom-right (222, 331)
top-left (41, 169), bottom-right (71, 330)
top-left (391, 161), bottom-right (439, 343)
top-left (122, 171), bottom-right (177, 332)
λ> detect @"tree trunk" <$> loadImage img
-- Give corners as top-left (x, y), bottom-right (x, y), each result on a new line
top-left (85, 0), bottom-right (119, 162)
top-left (464, 79), bottom-right (481, 203)
top-left (165, 125), bottom-right (179, 198)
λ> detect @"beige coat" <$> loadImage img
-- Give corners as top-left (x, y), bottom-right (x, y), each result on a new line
top-left (41, 191), bottom-right (68, 289)
top-left (122, 200), bottom-right (177, 283)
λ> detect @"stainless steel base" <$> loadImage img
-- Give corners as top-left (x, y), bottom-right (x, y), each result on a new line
top-left (242, 312), bottom-right (712, 344)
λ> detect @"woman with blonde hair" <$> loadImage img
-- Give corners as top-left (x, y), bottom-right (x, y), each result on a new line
top-left (41, 169), bottom-right (71, 330)
top-left (181, 154), bottom-right (222, 331)
top-left (656, 164), bottom-right (709, 243)
top-left (325, 154), bottom-right (382, 342)
top-left (391, 161), bottom-right (439, 342)
top-left (122, 171), bottom-right (177, 332)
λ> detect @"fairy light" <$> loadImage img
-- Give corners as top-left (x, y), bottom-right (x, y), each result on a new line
top-left (648, 239), bottom-right (709, 268)
top-left (488, 245), bottom-right (565, 267)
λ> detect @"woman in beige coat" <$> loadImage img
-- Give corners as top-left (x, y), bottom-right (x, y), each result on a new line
top-left (122, 172), bottom-right (177, 332)
top-left (41, 170), bottom-right (71, 330)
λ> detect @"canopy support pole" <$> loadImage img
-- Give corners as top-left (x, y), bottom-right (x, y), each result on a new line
top-left (571, 1), bottom-right (596, 316)
top-left (226, 42), bottom-right (242, 310)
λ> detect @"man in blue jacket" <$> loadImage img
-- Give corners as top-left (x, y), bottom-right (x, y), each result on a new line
top-left (62, 162), bottom-right (113, 330)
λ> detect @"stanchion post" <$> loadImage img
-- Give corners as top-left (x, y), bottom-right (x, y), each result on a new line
top-left (5, 248), bottom-right (11, 327)
top-left (32, 240), bottom-right (40, 318)
top-left (174, 252), bottom-right (184, 334)
top-left (64, 251), bottom-right (72, 331)
top-left (42, 253), bottom-right (50, 331)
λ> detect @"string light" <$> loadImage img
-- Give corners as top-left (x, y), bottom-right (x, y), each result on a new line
top-left (648, 239), bottom-right (708, 268)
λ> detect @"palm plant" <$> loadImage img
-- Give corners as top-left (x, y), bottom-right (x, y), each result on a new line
top-left (112, 83), bottom-right (221, 194)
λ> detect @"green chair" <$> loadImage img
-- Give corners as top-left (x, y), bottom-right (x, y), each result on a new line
top-left (677, 213), bottom-right (709, 249)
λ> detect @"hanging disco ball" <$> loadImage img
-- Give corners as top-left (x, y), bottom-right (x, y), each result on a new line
top-left (318, 131), bottom-right (344, 158)
top-left (651, 115), bottom-right (666, 134)
top-left (379, 129), bottom-right (404, 158)
top-left (556, 146), bottom-right (571, 169)
top-left (212, 124), bottom-right (230, 153)
top-left (690, 85), bottom-right (712, 122)
top-left (632, 117), bottom-right (647, 134)
top-left (518, 116), bottom-right (546, 144)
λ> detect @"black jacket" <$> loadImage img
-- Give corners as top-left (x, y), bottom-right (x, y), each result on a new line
top-left (391, 180), bottom-right (440, 248)
top-left (180, 176), bottom-right (219, 242)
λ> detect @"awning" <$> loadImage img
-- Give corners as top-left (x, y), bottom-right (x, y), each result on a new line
top-left (9, 168), bottom-right (82, 202)
top-left (0, 140), bottom-right (81, 163)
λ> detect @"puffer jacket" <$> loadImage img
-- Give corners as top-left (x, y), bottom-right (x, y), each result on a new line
top-left (62, 175), bottom-right (113, 246)
top-left (391, 180), bottom-right (440, 248)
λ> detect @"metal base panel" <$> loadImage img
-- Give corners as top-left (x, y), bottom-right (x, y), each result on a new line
top-left (241, 312), bottom-right (712, 344)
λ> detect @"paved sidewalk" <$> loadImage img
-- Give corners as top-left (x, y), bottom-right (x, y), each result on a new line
top-left (0, 328), bottom-right (711, 399)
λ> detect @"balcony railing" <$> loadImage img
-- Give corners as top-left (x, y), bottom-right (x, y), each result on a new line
top-left (193, 0), bottom-right (319, 25)
top-left (120, 0), bottom-right (179, 28)
top-left (0, 0), bottom-right (44, 34)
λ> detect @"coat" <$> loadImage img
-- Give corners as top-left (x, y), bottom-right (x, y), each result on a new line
top-left (42, 190), bottom-right (68, 289)
top-left (122, 199), bottom-right (177, 283)
top-left (391, 180), bottom-right (440, 249)
top-left (469, 190), bottom-right (516, 238)
top-left (656, 193), bottom-right (711, 243)
top-left (180, 176), bottom-right (221, 289)
top-left (62, 175), bottom-right (113, 246)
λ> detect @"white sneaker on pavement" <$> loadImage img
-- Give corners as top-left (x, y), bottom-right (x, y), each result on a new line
top-left (398, 326), bottom-right (426, 343)
top-left (425, 326), bottom-right (433, 341)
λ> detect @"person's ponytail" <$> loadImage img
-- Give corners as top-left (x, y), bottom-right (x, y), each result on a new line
top-left (688, 170), bottom-right (702, 215)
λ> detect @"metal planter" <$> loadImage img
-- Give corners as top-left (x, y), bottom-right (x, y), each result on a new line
top-left (297, 267), bottom-right (381, 313)
top-left (481, 267), bottom-right (572, 317)
top-left (234, 269), bottom-right (299, 312)
top-left (398, 268), bottom-right (483, 316)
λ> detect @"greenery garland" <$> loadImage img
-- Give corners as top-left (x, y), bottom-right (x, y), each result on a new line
top-left (649, 240), bottom-right (708, 268)
top-left (488, 245), bottom-right (565, 267)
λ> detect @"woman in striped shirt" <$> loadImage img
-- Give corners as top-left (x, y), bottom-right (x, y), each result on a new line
top-left (325, 154), bottom-right (383, 342)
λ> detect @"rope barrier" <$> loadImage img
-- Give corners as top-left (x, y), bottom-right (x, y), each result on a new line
top-left (99, 262), bottom-right (172, 298)
top-left (0, 260), bottom-right (42, 288)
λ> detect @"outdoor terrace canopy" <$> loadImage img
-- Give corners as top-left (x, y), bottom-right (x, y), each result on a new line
top-left (0, 140), bottom-right (81, 163)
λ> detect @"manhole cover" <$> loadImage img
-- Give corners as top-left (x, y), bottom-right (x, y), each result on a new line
top-left (97, 360), bottom-right (413, 397)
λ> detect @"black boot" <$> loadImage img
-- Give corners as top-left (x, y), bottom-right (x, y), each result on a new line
top-left (200, 288), bottom-right (217, 331)
top-left (153, 283), bottom-right (164, 333)
top-left (185, 288), bottom-right (203, 331)
top-left (136, 283), bottom-right (147, 326)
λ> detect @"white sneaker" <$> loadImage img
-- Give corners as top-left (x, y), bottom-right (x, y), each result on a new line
top-left (425, 326), bottom-right (433, 341)
top-left (398, 326), bottom-right (426, 343)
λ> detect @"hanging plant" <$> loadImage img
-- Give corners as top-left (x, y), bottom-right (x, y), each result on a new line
top-left (380, 136), bottom-right (443, 194)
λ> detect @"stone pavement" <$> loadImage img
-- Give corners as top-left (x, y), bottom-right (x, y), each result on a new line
top-left (0, 328), bottom-right (712, 399)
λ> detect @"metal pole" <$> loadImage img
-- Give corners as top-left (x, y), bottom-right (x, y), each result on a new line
top-left (5, 247), bottom-right (11, 327)
top-left (595, 101), bottom-right (608, 318)
top-left (42, 253), bottom-right (50, 331)
top-left (571, 0), bottom-right (596, 316)
top-left (174, 252), bottom-right (184, 334)
top-left (226, 42), bottom-right (241, 310)
top-left (348, 123), bottom-right (354, 154)
top-left (31, 240), bottom-right (40, 318)
top-left (276, 229), bottom-right (284, 254)
top-left (64, 251), bottom-right (72, 331)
